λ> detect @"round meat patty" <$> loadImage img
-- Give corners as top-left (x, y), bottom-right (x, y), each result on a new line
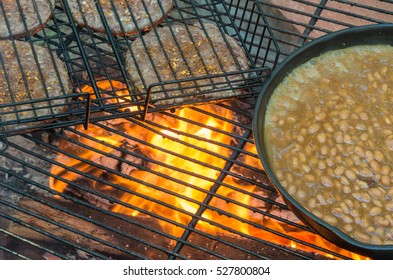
top-left (124, 23), bottom-right (250, 106)
top-left (0, 40), bottom-right (71, 130)
top-left (0, 0), bottom-right (55, 39)
top-left (67, 0), bottom-right (173, 36)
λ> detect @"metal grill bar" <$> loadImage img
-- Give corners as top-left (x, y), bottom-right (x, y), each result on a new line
top-left (298, 0), bottom-right (328, 44)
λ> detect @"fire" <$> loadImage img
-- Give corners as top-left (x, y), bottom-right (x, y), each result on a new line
top-left (50, 80), bottom-right (368, 259)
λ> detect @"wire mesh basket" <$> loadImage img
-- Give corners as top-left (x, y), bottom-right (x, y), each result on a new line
top-left (0, 0), bottom-right (280, 138)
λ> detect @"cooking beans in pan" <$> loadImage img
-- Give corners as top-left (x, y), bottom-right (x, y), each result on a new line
top-left (265, 45), bottom-right (393, 245)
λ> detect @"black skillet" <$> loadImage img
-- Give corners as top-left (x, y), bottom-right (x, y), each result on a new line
top-left (253, 24), bottom-right (393, 259)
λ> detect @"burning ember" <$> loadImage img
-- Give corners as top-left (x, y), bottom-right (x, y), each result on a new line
top-left (49, 80), bottom-right (367, 259)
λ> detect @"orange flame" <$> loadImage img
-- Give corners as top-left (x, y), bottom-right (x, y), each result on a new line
top-left (50, 80), bottom-right (368, 260)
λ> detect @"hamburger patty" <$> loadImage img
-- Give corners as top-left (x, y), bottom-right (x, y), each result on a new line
top-left (0, 0), bottom-right (55, 39)
top-left (0, 40), bottom-right (71, 130)
top-left (124, 23), bottom-right (250, 106)
top-left (67, 0), bottom-right (173, 36)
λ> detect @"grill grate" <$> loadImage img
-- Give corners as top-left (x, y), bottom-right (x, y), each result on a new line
top-left (1, 0), bottom-right (393, 260)
top-left (0, 102), bottom-right (349, 260)
top-left (0, 0), bottom-right (277, 138)
top-left (260, 0), bottom-right (393, 57)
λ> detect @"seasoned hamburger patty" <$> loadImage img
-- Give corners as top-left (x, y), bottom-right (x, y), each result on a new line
top-left (0, 0), bottom-right (55, 39)
top-left (0, 40), bottom-right (71, 130)
top-left (67, 0), bottom-right (173, 36)
top-left (124, 23), bottom-right (250, 106)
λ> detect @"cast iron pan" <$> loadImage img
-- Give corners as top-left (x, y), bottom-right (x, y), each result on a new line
top-left (253, 24), bottom-right (393, 259)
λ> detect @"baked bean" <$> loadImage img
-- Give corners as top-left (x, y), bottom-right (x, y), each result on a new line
top-left (343, 134), bottom-right (353, 144)
top-left (334, 131), bottom-right (344, 143)
top-left (313, 211), bottom-right (324, 219)
top-left (354, 156), bottom-right (366, 167)
top-left (332, 207), bottom-right (344, 218)
top-left (382, 129), bottom-right (393, 136)
top-left (374, 71), bottom-right (382, 80)
top-left (291, 157), bottom-right (299, 168)
top-left (308, 123), bottom-right (321, 134)
top-left (387, 188), bottom-right (393, 199)
top-left (317, 194), bottom-right (327, 205)
top-left (318, 161), bottom-right (327, 170)
top-left (298, 153), bottom-right (307, 163)
top-left (366, 225), bottom-right (376, 235)
top-left (365, 150), bottom-right (374, 162)
top-left (330, 147), bottom-right (338, 157)
top-left (381, 165), bottom-right (391, 175)
top-left (334, 166), bottom-right (345, 176)
top-left (356, 180), bottom-right (368, 189)
top-left (370, 160), bottom-right (380, 173)
top-left (350, 209), bottom-right (361, 217)
top-left (339, 120), bottom-right (349, 132)
top-left (324, 214), bottom-right (338, 225)
top-left (320, 145), bottom-right (329, 155)
top-left (343, 224), bottom-right (353, 233)
top-left (353, 146), bottom-right (365, 157)
top-left (376, 227), bottom-right (385, 237)
top-left (345, 169), bottom-right (356, 181)
top-left (358, 167), bottom-right (372, 177)
top-left (296, 189), bottom-right (307, 200)
top-left (381, 175), bottom-right (391, 186)
top-left (339, 202), bottom-right (349, 214)
top-left (321, 176), bottom-right (333, 188)
top-left (326, 158), bottom-right (335, 167)
top-left (369, 187), bottom-right (384, 200)
top-left (302, 164), bottom-right (311, 173)
top-left (355, 123), bottom-right (366, 131)
top-left (359, 112), bottom-right (369, 120)
top-left (373, 199), bottom-right (383, 208)
top-left (345, 199), bottom-right (355, 210)
top-left (304, 174), bottom-right (316, 182)
top-left (374, 216), bottom-right (390, 227)
top-left (360, 132), bottom-right (369, 141)
top-left (339, 110), bottom-right (351, 120)
top-left (276, 170), bottom-right (284, 180)
top-left (385, 136), bottom-right (393, 150)
top-left (340, 176), bottom-right (350, 186)
top-left (371, 235), bottom-right (383, 245)
top-left (385, 202), bottom-right (393, 212)
top-left (354, 231), bottom-right (371, 243)
top-left (342, 215), bottom-right (353, 224)
top-left (323, 123), bottom-right (334, 133)
top-left (287, 184), bottom-right (296, 195)
top-left (308, 198), bottom-right (317, 209)
top-left (370, 206), bottom-right (382, 216)
top-left (374, 150), bottom-right (385, 162)
top-left (315, 112), bottom-right (327, 121)
top-left (352, 192), bottom-right (371, 203)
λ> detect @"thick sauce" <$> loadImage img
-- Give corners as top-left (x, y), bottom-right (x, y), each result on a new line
top-left (265, 45), bottom-right (393, 245)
